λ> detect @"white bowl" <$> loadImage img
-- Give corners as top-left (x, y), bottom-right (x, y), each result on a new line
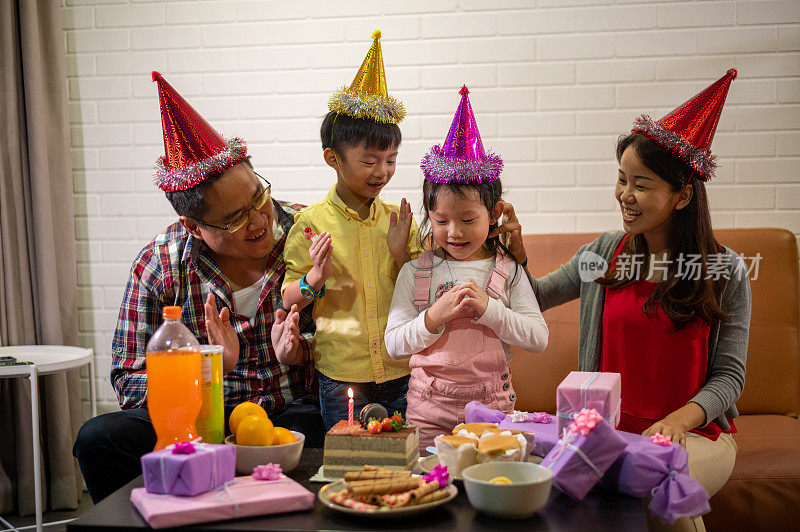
top-left (224, 431), bottom-right (304, 475)
top-left (462, 461), bottom-right (553, 519)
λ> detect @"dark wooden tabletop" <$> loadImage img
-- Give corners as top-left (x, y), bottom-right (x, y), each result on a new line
top-left (67, 448), bottom-right (646, 531)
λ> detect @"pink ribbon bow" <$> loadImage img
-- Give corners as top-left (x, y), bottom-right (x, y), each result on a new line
top-left (530, 412), bottom-right (553, 424)
top-left (651, 433), bottom-right (672, 446)
top-left (423, 464), bottom-right (449, 487)
top-left (252, 463), bottom-right (282, 481)
top-left (569, 408), bottom-right (603, 436)
top-left (171, 441), bottom-right (196, 454)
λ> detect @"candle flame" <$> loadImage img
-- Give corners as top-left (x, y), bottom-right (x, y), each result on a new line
top-left (347, 387), bottom-right (353, 399)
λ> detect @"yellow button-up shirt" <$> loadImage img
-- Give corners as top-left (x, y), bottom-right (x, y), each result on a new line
top-left (282, 185), bottom-right (422, 383)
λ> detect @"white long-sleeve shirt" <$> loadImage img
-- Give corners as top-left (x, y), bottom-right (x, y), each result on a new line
top-left (385, 255), bottom-right (549, 361)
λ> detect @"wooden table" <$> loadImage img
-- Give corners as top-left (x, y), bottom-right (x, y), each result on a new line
top-left (67, 449), bottom-right (646, 531)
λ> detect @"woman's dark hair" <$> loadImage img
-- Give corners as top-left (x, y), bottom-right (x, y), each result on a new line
top-left (165, 157), bottom-right (252, 220)
top-left (596, 132), bottom-right (729, 330)
top-left (420, 178), bottom-right (521, 284)
top-left (320, 112), bottom-right (401, 155)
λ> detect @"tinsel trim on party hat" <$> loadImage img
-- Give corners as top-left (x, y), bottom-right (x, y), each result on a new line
top-left (327, 30), bottom-right (405, 124)
top-left (421, 144), bottom-right (504, 184)
top-left (632, 115), bottom-right (716, 182)
top-left (154, 136), bottom-right (248, 192)
top-left (328, 87), bottom-right (406, 123)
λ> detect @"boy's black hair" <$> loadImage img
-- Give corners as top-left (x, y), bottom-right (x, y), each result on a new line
top-left (165, 157), bottom-right (253, 220)
top-left (320, 111), bottom-right (402, 155)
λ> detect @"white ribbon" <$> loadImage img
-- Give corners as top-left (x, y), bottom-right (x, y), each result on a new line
top-left (544, 428), bottom-right (604, 478)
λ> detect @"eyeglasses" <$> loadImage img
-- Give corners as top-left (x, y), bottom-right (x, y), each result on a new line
top-left (192, 173), bottom-right (272, 234)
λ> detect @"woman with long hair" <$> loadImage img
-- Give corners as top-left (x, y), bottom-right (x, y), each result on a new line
top-left (505, 70), bottom-right (749, 530)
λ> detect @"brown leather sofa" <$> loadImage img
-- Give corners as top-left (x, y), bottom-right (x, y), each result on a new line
top-left (509, 228), bottom-right (800, 531)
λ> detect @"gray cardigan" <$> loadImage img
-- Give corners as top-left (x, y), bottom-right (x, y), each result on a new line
top-left (530, 231), bottom-right (751, 430)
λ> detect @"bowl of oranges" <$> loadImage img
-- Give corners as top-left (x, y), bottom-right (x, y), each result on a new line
top-left (224, 401), bottom-right (305, 475)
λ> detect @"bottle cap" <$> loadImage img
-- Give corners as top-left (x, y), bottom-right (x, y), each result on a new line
top-left (162, 306), bottom-right (181, 319)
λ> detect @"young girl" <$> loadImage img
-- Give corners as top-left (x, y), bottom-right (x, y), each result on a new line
top-left (384, 87), bottom-right (549, 449)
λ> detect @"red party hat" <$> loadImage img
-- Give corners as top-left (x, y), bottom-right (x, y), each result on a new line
top-left (632, 69), bottom-right (737, 181)
top-left (152, 71), bottom-right (247, 192)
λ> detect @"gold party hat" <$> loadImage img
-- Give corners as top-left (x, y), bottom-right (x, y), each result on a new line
top-left (328, 30), bottom-right (405, 123)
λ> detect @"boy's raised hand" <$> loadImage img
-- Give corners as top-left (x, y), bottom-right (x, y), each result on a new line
top-left (388, 198), bottom-right (413, 267)
top-left (204, 293), bottom-right (239, 374)
top-left (271, 304), bottom-right (302, 365)
top-left (308, 231), bottom-right (333, 285)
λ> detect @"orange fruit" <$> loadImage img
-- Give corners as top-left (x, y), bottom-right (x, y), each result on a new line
top-left (272, 426), bottom-right (298, 445)
top-left (235, 415), bottom-right (275, 446)
top-left (229, 401), bottom-right (268, 434)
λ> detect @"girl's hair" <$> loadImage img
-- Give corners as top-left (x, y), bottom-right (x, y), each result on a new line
top-left (596, 132), bottom-right (729, 330)
top-left (320, 111), bottom-right (401, 155)
top-left (420, 178), bottom-right (521, 284)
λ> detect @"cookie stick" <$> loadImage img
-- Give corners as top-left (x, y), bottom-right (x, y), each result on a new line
top-left (347, 477), bottom-right (421, 496)
top-left (344, 470), bottom-right (412, 481)
top-left (330, 489), bottom-right (379, 510)
top-left (409, 488), bottom-right (450, 506)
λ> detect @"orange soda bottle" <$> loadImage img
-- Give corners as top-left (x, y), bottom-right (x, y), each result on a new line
top-left (146, 306), bottom-right (202, 451)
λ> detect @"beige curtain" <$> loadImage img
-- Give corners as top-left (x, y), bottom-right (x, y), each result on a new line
top-left (0, 0), bottom-right (82, 516)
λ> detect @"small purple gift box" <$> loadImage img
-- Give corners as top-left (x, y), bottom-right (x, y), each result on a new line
top-left (540, 410), bottom-right (627, 501)
top-left (141, 443), bottom-right (236, 497)
top-left (556, 371), bottom-right (621, 435)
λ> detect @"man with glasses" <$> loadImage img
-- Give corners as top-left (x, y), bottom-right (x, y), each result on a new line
top-left (73, 73), bottom-right (323, 502)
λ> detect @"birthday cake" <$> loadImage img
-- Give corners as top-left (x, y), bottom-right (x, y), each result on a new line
top-left (323, 405), bottom-right (420, 479)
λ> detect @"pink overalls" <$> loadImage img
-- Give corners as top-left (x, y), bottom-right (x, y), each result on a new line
top-left (405, 251), bottom-right (517, 450)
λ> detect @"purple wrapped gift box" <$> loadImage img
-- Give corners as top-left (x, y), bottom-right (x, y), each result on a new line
top-left (601, 430), bottom-right (710, 523)
top-left (141, 443), bottom-right (236, 497)
top-left (540, 411), bottom-right (627, 501)
top-left (556, 371), bottom-right (621, 435)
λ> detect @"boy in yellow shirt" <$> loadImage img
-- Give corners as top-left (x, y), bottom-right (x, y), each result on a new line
top-left (281, 31), bottom-right (422, 430)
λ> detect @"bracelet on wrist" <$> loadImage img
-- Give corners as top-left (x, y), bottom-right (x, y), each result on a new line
top-left (299, 273), bottom-right (326, 300)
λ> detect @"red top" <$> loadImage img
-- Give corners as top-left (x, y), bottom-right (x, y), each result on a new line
top-left (600, 235), bottom-right (734, 441)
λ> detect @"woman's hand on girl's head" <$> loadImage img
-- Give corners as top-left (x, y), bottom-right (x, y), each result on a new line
top-left (488, 201), bottom-right (527, 266)
top-left (308, 231), bottom-right (333, 285)
top-left (457, 279), bottom-right (490, 318)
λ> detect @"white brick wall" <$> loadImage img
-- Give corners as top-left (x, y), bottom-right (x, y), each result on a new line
top-left (62, 0), bottom-right (800, 415)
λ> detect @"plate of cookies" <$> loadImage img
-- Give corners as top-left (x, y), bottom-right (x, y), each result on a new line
top-left (318, 466), bottom-right (457, 517)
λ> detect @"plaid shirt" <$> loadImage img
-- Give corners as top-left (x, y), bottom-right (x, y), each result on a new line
top-left (111, 199), bottom-right (316, 416)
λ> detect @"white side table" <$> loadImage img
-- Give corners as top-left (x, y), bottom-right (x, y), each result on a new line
top-left (0, 346), bottom-right (96, 532)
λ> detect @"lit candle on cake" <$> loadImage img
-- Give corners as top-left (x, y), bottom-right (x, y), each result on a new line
top-left (347, 387), bottom-right (354, 425)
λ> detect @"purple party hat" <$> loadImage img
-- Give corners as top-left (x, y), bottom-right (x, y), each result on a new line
top-left (421, 86), bottom-right (503, 184)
